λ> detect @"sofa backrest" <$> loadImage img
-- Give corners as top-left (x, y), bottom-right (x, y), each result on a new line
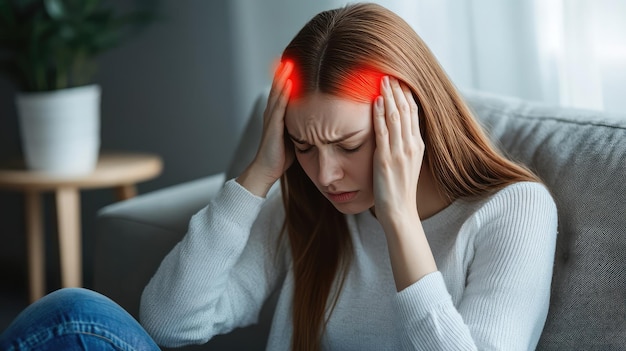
top-left (226, 89), bottom-right (626, 349)
top-left (465, 90), bottom-right (626, 350)
top-left (226, 91), bottom-right (269, 181)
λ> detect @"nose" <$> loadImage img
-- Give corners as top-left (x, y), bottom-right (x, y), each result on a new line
top-left (317, 151), bottom-right (343, 187)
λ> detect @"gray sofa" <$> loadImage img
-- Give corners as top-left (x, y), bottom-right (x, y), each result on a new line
top-left (94, 90), bottom-right (626, 350)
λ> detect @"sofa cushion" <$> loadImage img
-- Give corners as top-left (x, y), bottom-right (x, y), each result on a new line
top-left (464, 90), bottom-right (626, 350)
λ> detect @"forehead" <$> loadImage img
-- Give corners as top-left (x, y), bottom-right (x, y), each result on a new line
top-left (285, 93), bottom-right (372, 130)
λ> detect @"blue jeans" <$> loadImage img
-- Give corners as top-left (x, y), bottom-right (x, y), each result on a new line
top-left (0, 288), bottom-right (160, 351)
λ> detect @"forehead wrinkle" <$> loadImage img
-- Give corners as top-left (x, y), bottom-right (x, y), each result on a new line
top-left (286, 92), bottom-right (372, 145)
top-left (301, 116), bottom-right (363, 145)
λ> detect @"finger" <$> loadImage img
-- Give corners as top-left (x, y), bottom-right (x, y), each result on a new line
top-left (274, 78), bottom-right (292, 123)
top-left (373, 95), bottom-right (389, 156)
top-left (266, 61), bottom-right (284, 110)
top-left (267, 61), bottom-right (293, 114)
top-left (400, 83), bottom-right (419, 139)
top-left (381, 76), bottom-right (402, 152)
top-left (390, 78), bottom-right (413, 144)
top-left (264, 78), bottom-right (292, 137)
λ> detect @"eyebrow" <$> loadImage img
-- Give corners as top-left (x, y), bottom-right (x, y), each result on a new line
top-left (288, 130), bottom-right (363, 145)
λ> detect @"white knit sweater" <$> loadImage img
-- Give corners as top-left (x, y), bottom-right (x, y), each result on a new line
top-left (140, 179), bottom-right (557, 350)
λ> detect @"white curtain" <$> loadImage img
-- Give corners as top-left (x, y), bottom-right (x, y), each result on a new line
top-left (534, 0), bottom-right (626, 113)
top-left (363, 0), bottom-right (626, 115)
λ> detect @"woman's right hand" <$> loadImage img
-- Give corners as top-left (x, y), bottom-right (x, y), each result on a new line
top-left (237, 60), bottom-right (294, 197)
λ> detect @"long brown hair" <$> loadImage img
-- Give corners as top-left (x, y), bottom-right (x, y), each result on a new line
top-left (279, 3), bottom-right (539, 350)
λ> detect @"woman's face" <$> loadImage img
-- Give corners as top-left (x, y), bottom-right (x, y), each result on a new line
top-left (285, 93), bottom-right (375, 214)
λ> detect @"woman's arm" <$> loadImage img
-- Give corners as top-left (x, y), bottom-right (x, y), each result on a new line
top-left (141, 61), bottom-right (295, 347)
top-left (372, 76), bottom-right (437, 291)
top-left (238, 60), bottom-right (294, 197)
top-left (396, 183), bottom-right (557, 350)
top-left (372, 77), bottom-right (557, 349)
top-left (139, 180), bottom-right (287, 348)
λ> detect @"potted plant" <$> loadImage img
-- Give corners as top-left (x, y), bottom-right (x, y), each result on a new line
top-left (0, 0), bottom-right (152, 175)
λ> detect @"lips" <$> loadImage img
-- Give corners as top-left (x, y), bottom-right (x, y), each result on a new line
top-left (326, 191), bottom-right (358, 203)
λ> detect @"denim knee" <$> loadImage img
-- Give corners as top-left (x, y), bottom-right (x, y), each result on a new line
top-left (0, 288), bottom-right (159, 351)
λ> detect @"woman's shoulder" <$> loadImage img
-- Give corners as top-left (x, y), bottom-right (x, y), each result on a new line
top-left (491, 180), bottom-right (552, 198)
top-left (470, 181), bottom-right (558, 236)
top-left (484, 181), bottom-right (555, 210)
top-left (454, 181), bottom-right (555, 218)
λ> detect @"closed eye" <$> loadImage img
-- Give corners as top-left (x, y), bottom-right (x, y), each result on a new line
top-left (295, 146), bottom-right (313, 154)
top-left (340, 145), bottom-right (362, 153)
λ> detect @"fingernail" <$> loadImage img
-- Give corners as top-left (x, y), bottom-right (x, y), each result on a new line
top-left (375, 96), bottom-right (383, 109)
top-left (284, 60), bottom-right (293, 71)
top-left (383, 76), bottom-right (390, 89)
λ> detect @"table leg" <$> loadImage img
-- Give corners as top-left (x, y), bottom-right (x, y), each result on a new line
top-left (55, 187), bottom-right (82, 288)
top-left (115, 184), bottom-right (137, 201)
top-left (25, 191), bottom-right (45, 303)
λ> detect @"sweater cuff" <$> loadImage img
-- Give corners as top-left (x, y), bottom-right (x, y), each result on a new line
top-left (395, 271), bottom-right (453, 320)
top-left (211, 179), bottom-right (266, 225)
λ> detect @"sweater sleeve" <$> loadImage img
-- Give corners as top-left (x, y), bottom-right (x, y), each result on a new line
top-left (395, 182), bottom-right (558, 350)
top-left (139, 179), bottom-right (288, 348)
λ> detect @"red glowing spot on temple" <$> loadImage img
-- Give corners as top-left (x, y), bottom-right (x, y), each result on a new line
top-left (341, 68), bottom-right (384, 103)
top-left (285, 59), bottom-right (302, 98)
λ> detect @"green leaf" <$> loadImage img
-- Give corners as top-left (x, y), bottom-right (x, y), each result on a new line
top-left (57, 22), bottom-right (77, 41)
top-left (43, 0), bottom-right (65, 20)
top-left (0, 0), bottom-right (157, 90)
top-left (82, 0), bottom-right (101, 16)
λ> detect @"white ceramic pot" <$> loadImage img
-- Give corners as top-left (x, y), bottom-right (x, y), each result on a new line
top-left (16, 84), bottom-right (101, 176)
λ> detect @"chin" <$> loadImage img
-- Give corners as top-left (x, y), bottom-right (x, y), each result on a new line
top-left (330, 200), bottom-right (373, 215)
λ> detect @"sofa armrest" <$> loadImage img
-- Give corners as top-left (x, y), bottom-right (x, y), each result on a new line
top-left (93, 173), bottom-right (226, 317)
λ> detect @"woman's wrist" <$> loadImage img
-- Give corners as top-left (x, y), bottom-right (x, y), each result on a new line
top-left (382, 215), bottom-right (437, 291)
top-left (378, 206), bottom-right (419, 233)
top-left (236, 163), bottom-right (279, 198)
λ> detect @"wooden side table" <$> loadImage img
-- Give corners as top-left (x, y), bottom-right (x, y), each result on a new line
top-left (0, 152), bottom-right (163, 303)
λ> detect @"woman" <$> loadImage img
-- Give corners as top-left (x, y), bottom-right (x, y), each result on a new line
top-left (1, 3), bottom-right (557, 350)
top-left (141, 2), bottom-right (557, 350)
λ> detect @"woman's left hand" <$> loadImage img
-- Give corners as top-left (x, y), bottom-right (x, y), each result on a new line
top-left (372, 76), bottom-right (424, 227)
